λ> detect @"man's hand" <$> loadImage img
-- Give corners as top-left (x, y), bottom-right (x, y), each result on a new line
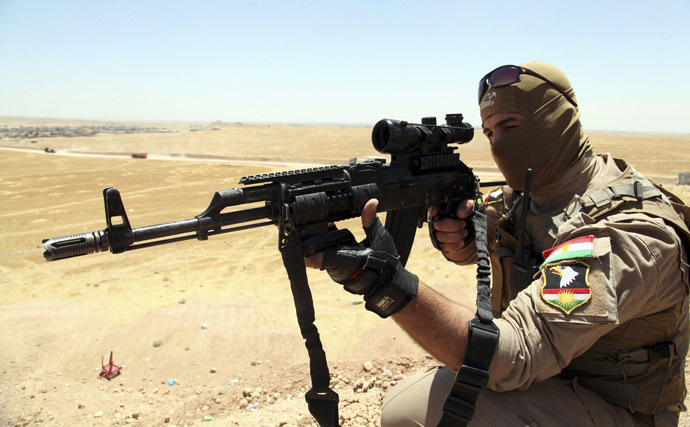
top-left (306, 198), bottom-right (418, 318)
top-left (304, 200), bottom-right (378, 270)
top-left (428, 199), bottom-right (475, 253)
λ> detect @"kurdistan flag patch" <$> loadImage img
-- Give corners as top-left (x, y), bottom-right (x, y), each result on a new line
top-left (541, 261), bottom-right (592, 314)
top-left (484, 186), bottom-right (503, 205)
top-left (540, 235), bottom-right (595, 268)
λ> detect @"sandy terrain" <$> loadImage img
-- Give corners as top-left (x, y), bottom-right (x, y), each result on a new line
top-left (1, 117), bottom-right (689, 426)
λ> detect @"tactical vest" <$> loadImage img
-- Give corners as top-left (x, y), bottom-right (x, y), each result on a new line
top-left (490, 158), bottom-right (690, 417)
top-left (487, 188), bottom-right (559, 315)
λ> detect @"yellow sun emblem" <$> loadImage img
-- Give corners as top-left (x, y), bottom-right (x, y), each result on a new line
top-left (556, 290), bottom-right (577, 310)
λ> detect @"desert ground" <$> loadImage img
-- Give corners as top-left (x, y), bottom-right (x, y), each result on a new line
top-left (1, 116), bottom-right (689, 426)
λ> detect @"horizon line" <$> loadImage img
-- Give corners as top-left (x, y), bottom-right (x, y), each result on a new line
top-left (1, 115), bottom-right (688, 136)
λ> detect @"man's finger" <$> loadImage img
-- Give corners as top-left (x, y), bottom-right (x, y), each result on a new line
top-left (457, 199), bottom-right (475, 219)
top-left (433, 217), bottom-right (464, 233)
top-left (428, 204), bottom-right (438, 218)
top-left (362, 199), bottom-right (379, 229)
top-left (305, 252), bottom-right (324, 270)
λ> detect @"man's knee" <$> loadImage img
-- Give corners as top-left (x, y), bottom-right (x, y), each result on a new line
top-left (381, 367), bottom-right (455, 427)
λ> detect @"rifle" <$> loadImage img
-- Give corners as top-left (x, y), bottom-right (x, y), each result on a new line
top-left (42, 114), bottom-right (502, 426)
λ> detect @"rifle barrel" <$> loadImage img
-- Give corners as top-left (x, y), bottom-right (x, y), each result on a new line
top-left (43, 205), bottom-right (274, 261)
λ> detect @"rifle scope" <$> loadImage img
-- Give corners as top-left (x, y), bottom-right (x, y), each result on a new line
top-left (372, 114), bottom-right (473, 154)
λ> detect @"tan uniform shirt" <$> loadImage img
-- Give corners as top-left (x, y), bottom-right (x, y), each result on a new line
top-left (485, 155), bottom-right (689, 399)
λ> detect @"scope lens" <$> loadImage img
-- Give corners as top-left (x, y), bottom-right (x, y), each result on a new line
top-left (372, 121), bottom-right (392, 152)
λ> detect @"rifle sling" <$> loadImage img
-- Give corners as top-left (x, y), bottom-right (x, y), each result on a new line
top-left (280, 244), bottom-right (339, 427)
top-left (438, 199), bottom-right (500, 427)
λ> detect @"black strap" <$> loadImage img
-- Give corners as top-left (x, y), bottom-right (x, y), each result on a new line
top-left (472, 202), bottom-right (493, 324)
top-left (280, 244), bottom-right (339, 426)
top-left (438, 195), bottom-right (500, 426)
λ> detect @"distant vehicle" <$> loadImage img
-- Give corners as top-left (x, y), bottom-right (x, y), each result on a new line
top-left (44, 147), bottom-right (55, 153)
top-left (131, 153), bottom-right (148, 159)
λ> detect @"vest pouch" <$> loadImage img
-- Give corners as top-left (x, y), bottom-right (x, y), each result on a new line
top-left (509, 257), bottom-right (540, 301)
top-left (569, 343), bottom-right (684, 414)
top-left (490, 245), bottom-right (514, 315)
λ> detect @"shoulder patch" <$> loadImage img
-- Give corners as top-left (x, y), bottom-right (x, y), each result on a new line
top-left (540, 261), bottom-right (592, 315)
top-left (541, 235), bottom-right (595, 268)
top-left (484, 186), bottom-right (503, 205)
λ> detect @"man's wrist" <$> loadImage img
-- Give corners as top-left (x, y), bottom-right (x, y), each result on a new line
top-left (364, 268), bottom-right (419, 318)
top-left (442, 243), bottom-right (477, 265)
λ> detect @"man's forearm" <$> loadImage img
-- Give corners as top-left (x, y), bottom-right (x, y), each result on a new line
top-left (392, 283), bottom-right (474, 370)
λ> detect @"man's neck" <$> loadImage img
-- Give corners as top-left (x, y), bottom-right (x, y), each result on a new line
top-left (529, 150), bottom-right (601, 215)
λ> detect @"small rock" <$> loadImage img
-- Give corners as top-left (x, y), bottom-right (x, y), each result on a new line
top-left (93, 411), bottom-right (104, 418)
top-left (201, 323), bottom-right (209, 329)
top-left (363, 361), bottom-right (374, 372)
top-left (210, 367), bottom-right (217, 373)
top-left (132, 413), bottom-right (140, 419)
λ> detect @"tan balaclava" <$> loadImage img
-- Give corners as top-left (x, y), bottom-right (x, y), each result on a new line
top-left (479, 62), bottom-right (592, 200)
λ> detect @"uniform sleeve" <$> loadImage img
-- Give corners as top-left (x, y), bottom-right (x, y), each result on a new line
top-left (486, 213), bottom-right (687, 391)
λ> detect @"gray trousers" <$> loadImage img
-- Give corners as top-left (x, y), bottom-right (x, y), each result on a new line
top-left (381, 367), bottom-right (662, 427)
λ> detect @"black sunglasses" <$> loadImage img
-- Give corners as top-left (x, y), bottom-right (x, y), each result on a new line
top-left (478, 65), bottom-right (578, 108)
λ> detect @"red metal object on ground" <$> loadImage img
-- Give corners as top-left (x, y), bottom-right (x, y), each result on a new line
top-left (99, 351), bottom-right (122, 380)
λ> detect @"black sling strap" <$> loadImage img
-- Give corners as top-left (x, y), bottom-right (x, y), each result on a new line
top-left (438, 194), bottom-right (500, 426)
top-left (280, 243), bottom-right (339, 426)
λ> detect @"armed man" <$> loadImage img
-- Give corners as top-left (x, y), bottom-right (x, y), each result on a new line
top-left (307, 62), bottom-right (690, 426)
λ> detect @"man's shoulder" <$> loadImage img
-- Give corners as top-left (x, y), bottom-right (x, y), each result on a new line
top-left (484, 185), bottom-right (516, 212)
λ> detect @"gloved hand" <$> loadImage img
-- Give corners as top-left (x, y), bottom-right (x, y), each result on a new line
top-left (428, 199), bottom-right (475, 253)
top-left (320, 200), bottom-right (418, 318)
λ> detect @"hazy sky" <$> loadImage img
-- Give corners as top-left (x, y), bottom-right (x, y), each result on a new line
top-left (1, 0), bottom-right (688, 133)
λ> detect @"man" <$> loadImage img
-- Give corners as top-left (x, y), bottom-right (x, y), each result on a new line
top-left (309, 62), bottom-right (690, 426)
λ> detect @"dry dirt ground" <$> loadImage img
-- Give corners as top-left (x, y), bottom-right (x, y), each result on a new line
top-left (1, 117), bottom-right (689, 426)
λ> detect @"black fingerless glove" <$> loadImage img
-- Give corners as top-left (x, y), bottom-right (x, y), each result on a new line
top-left (321, 218), bottom-right (418, 318)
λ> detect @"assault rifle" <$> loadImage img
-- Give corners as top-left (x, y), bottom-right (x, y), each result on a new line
top-left (42, 114), bottom-right (502, 426)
